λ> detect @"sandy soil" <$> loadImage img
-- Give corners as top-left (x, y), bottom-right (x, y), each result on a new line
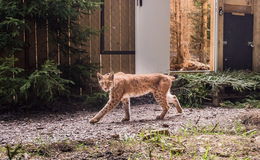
top-left (1, 104), bottom-right (259, 145)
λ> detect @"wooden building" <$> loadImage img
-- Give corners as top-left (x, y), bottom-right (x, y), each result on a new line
top-left (101, 0), bottom-right (260, 73)
top-left (217, 0), bottom-right (260, 72)
top-left (2, 0), bottom-right (260, 74)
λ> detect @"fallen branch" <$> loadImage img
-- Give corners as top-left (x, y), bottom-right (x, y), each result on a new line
top-left (210, 123), bottom-right (219, 132)
top-left (195, 116), bottom-right (201, 125)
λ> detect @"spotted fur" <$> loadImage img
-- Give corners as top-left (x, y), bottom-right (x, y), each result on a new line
top-left (89, 72), bottom-right (183, 124)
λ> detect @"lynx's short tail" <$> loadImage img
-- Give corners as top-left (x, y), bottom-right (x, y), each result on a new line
top-left (167, 92), bottom-right (183, 113)
top-left (166, 75), bottom-right (175, 81)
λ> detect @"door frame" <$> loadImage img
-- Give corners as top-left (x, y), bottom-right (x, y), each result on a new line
top-left (213, 0), bottom-right (219, 72)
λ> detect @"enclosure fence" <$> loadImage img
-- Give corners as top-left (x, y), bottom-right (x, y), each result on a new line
top-left (1, 0), bottom-right (135, 76)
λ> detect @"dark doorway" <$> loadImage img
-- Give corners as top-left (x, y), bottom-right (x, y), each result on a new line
top-left (223, 13), bottom-right (253, 70)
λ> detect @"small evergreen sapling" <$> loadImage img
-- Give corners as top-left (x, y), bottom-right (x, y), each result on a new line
top-left (20, 60), bottom-right (74, 103)
top-left (0, 57), bottom-right (25, 104)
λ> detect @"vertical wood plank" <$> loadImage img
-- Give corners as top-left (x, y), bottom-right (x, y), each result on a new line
top-left (79, 14), bottom-right (92, 94)
top-left (48, 25), bottom-right (58, 64)
top-left (60, 24), bottom-right (69, 66)
top-left (70, 20), bottom-right (80, 65)
top-left (15, 0), bottom-right (26, 69)
top-left (253, 0), bottom-right (260, 71)
top-left (37, 19), bottom-right (47, 67)
top-left (47, 19), bottom-right (59, 64)
top-left (209, 0), bottom-right (215, 70)
top-left (27, 20), bottom-right (37, 71)
top-left (80, 14), bottom-right (91, 65)
top-left (120, 0), bottom-right (130, 73)
top-left (90, 9), bottom-right (101, 65)
top-left (111, 0), bottom-right (121, 73)
top-left (129, 0), bottom-right (135, 73)
top-left (218, 0), bottom-right (224, 71)
top-left (101, 0), bottom-right (111, 74)
top-left (15, 30), bottom-right (26, 69)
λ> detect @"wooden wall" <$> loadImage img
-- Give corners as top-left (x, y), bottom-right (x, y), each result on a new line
top-left (101, 0), bottom-right (135, 74)
top-left (6, 0), bottom-right (260, 76)
top-left (217, 0), bottom-right (260, 72)
top-left (8, 0), bottom-right (135, 74)
top-left (253, 0), bottom-right (260, 72)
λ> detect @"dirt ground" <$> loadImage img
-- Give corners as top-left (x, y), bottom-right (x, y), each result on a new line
top-left (0, 104), bottom-right (259, 145)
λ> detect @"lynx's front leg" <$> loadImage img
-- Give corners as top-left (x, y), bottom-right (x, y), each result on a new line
top-left (89, 98), bottom-right (120, 124)
top-left (121, 98), bottom-right (131, 122)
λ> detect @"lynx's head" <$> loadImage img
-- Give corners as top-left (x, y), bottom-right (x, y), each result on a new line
top-left (97, 72), bottom-right (114, 92)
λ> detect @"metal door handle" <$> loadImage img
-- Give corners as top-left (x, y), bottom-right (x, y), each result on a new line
top-left (248, 42), bottom-right (254, 48)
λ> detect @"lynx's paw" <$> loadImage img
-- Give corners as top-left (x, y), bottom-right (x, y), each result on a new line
top-left (89, 118), bottom-right (99, 124)
top-left (121, 117), bottom-right (130, 122)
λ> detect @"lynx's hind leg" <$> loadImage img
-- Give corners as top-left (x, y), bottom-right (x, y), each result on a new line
top-left (121, 98), bottom-right (131, 121)
top-left (153, 78), bottom-right (174, 120)
top-left (167, 92), bottom-right (183, 113)
top-left (154, 91), bottom-right (170, 120)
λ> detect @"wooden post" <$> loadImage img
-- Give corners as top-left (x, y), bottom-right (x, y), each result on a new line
top-left (212, 85), bottom-right (222, 106)
top-left (253, 0), bottom-right (260, 72)
top-left (218, 0), bottom-right (224, 71)
top-left (209, 0), bottom-right (215, 71)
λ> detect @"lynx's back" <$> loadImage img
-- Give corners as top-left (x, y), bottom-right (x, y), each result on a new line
top-left (112, 72), bottom-right (174, 98)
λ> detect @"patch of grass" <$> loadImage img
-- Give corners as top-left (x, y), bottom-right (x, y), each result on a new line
top-left (0, 146), bottom-right (5, 152)
top-left (136, 130), bottom-right (186, 159)
top-left (201, 146), bottom-right (215, 160)
top-left (5, 144), bottom-right (23, 160)
top-left (233, 121), bottom-right (247, 135)
top-left (1, 124), bottom-right (259, 160)
top-left (25, 144), bottom-right (51, 157)
top-left (75, 139), bottom-right (95, 151)
top-left (220, 99), bottom-right (260, 109)
top-left (178, 120), bottom-right (258, 138)
top-left (179, 123), bottom-right (226, 137)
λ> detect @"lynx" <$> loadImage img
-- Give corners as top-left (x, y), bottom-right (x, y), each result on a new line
top-left (89, 72), bottom-right (183, 124)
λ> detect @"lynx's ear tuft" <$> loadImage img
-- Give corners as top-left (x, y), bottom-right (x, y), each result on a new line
top-left (109, 72), bottom-right (114, 80)
top-left (97, 72), bottom-right (103, 80)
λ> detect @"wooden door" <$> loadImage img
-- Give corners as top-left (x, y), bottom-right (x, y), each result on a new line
top-left (223, 13), bottom-right (253, 70)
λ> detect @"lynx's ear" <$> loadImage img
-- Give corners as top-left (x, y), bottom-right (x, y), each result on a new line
top-left (97, 72), bottom-right (103, 81)
top-left (109, 72), bottom-right (114, 80)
